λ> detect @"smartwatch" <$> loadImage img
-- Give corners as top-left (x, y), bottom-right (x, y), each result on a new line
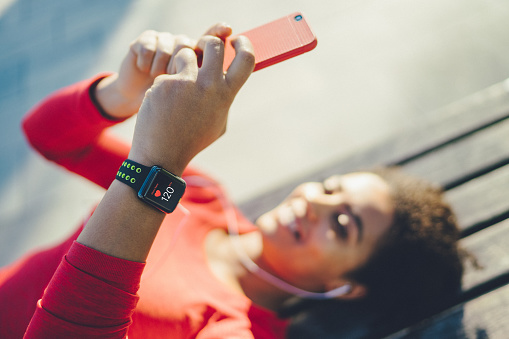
top-left (116, 159), bottom-right (186, 213)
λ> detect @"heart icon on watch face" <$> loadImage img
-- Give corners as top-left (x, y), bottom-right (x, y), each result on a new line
top-left (155, 190), bottom-right (161, 197)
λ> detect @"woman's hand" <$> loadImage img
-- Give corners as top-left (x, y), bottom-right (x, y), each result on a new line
top-left (76, 25), bottom-right (253, 263)
top-left (128, 33), bottom-right (255, 176)
top-left (94, 24), bottom-right (235, 120)
top-left (94, 31), bottom-right (196, 119)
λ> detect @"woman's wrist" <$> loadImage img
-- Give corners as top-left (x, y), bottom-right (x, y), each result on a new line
top-left (128, 148), bottom-right (187, 178)
top-left (93, 74), bottom-right (139, 119)
top-left (77, 180), bottom-right (165, 262)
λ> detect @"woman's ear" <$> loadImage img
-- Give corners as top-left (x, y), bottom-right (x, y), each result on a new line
top-left (325, 279), bottom-right (367, 300)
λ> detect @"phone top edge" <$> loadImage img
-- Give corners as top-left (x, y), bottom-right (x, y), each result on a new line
top-left (287, 12), bottom-right (317, 47)
top-left (253, 39), bottom-right (317, 71)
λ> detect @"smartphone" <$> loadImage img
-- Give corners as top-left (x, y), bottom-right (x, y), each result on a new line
top-left (223, 12), bottom-right (317, 72)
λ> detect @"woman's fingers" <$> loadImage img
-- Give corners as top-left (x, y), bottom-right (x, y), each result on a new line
top-left (197, 35), bottom-right (225, 77)
top-left (195, 34), bottom-right (254, 98)
top-left (131, 31), bottom-right (196, 76)
top-left (131, 30), bottom-right (157, 72)
top-left (150, 32), bottom-right (175, 77)
top-left (174, 47), bottom-right (199, 77)
top-left (225, 35), bottom-right (255, 93)
top-left (133, 26), bottom-right (253, 96)
top-left (202, 22), bottom-right (233, 41)
top-left (195, 22), bottom-right (233, 66)
top-left (168, 35), bottom-right (197, 74)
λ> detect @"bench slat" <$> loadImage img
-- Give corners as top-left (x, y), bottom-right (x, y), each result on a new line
top-left (403, 117), bottom-right (509, 189)
top-left (461, 219), bottom-right (509, 293)
top-left (445, 164), bottom-right (509, 234)
top-left (386, 283), bottom-right (509, 339)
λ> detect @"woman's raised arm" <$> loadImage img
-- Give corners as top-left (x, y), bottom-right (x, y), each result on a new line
top-left (24, 27), bottom-right (254, 338)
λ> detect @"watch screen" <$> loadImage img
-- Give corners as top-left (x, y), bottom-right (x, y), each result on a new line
top-left (141, 168), bottom-right (185, 213)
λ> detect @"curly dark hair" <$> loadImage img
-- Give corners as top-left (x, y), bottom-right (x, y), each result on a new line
top-left (285, 167), bottom-right (465, 338)
top-left (347, 167), bottom-right (463, 317)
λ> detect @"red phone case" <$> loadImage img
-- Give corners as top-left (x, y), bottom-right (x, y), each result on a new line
top-left (223, 12), bottom-right (317, 72)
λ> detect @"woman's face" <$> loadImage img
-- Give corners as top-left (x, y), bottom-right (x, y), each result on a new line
top-left (255, 172), bottom-right (394, 292)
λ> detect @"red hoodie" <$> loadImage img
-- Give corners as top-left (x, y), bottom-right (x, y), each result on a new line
top-left (0, 74), bottom-right (288, 339)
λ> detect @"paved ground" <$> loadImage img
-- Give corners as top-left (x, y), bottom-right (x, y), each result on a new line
top-left (1, 0), bottom-right (509, 266)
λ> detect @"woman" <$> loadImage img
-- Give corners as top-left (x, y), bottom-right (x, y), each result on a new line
top-left (286, 167), bottom-right (464, 338)
top-left (0, 24), bottom-right (463, 338)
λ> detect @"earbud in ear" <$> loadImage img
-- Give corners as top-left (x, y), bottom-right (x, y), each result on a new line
top-left (322, 283), bottom-right (352, 299)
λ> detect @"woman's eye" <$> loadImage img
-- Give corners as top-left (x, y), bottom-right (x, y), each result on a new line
top-left (331, 213), bottom-right (348, 239)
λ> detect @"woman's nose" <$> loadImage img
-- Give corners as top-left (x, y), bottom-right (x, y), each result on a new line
top-left (300, 182), bottom-right (343, 216)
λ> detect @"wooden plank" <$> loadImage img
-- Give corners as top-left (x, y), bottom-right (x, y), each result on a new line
top-left (402, 117), bottom-right (509, 189)
top-left (461, 219), bottom-right (509, 293)
top-left (240, 81), bottom-right (509, 221)
top-left (386, 283), bottom-right (509, 339)
top-left (445, 164), bottom-right (509, 234)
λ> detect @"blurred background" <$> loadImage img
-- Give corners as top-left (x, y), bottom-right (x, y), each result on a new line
top-left (1, 0), bottom-right (509, 266)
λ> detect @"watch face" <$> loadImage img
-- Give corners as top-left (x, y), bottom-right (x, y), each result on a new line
top-left (139, 167), bottom-right (185, 213)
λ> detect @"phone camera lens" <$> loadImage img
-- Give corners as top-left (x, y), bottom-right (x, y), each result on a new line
top-left (294, 15), bottom-right (303, 22)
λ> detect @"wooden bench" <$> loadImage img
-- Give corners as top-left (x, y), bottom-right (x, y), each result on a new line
top-left (239, 79), bottom-right (509, 338)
